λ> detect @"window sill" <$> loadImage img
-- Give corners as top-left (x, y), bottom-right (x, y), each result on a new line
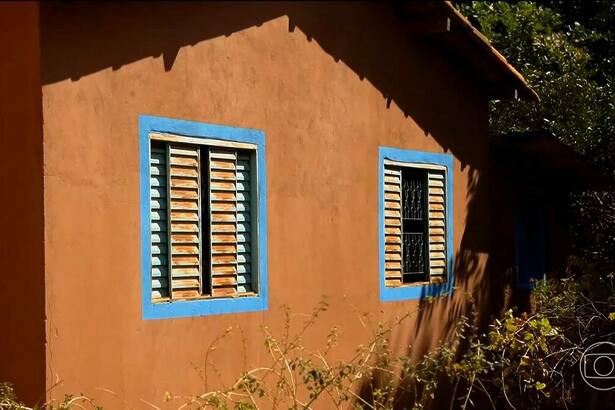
top-left (143, 291), bottom-right (267, 319)
top-left (380, 280), bottom-right (453, 301)
top-left (385, 278), bottom-right (447, 289)
top-left (152, 292), bottom-right (259, 304)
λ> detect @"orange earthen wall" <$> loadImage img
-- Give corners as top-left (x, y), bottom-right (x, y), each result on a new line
top-left (41, 2), bottom-right (492, 407)
top-left (0, 2), bottom-right (46, 405)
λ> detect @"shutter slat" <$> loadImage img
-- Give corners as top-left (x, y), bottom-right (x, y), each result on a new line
top-left (171, 211), bottom-right (199, 221)
top-left (211, 181), bottom-right (236, 191)
top-left (211, 202), bottom-right (236, 212)
top-left (168, 145), bottom-right (202, 298)
top-left (170, 177), bottom-right (199, 189)
top-left (427, 170), bottom-right (447, 283)
top-left (151, 218), bottom-right (167, 229)
top-left (150, 199), bottom-right (165, 210)
top-left (212, 244), bottom-right (237, 255)
top-left (211, 286), bottom-right (237, 297)
top-left (151, 266), bottom-right (168, 278)
top-left (150, 164), bottom-right (166, 176)
top-left (237, 274), bottom-right (252, 285)
top-left (172, 245), bottom-right (199, 255)
top-left (150, 176), bottom-right (165, 187)
top-left (170, 188), bottom-right (199, 200)
top-left (212, 233), bottom-right (236, 243)
top-left (212, 265), bottom-right (236, 275)
top-left (171, 267), bottom-right (200, 277)
top-left (150, 186), bottom-right (166, 198)
top-left (151, 278), bottom-right (168, 289)
top-left (172, 256), bottom-right (199, 266)
top-left (211, 223), bottom-right (236, 233)
top-left (237, 222), bottom-right (251, 233)
top-left (173, 290), bottom-right (200, 299)
top-left (152, 244), bottom-right (168, 255)
top-left (171, 233), bottom-right (199, 243)
top-left (171, 223), bottom-right (199, 233)
top-left (151, 255), bottom-right (168, 266)
top-left (170, 166), bottom-right (198, 178)
top-left (170, 156), bottom-right (198, 167)
top-left (385, 184), bottom-right (400, 193)
top-left (211, 159), bottom-right (236, 170)
top-left (210, 151), bottom-right (237, 160)
top-left (212, 275), bottom-right (237, 287)
top-left (428, 195), bottom-right (444, 203)
top-left (211, 191), bottom-right (236, 201)
top-left (237, 284), bottom-right (252, 293)
top-left (169, 146), bottom-right (198, 157)
top-left (211, 170), bottom-right (236, 181)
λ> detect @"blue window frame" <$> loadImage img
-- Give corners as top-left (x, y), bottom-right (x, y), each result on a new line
top-left (139, 115), bottom-right (268, 319)
top-left (378, 147), bottom-right (454, 301)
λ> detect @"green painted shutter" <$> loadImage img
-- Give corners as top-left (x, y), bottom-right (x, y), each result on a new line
top-left (168, 145), bottom-right (202, 298)
top-left (150, 145), bottom-right (169, 299)
top-left (384, 165), bottom-right (403, 287)
top-left (427, 171), bottom-right (447, 282)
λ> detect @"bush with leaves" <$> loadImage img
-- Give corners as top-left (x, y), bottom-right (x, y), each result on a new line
top-left (0, 383), bottom-right (100, 410)
top-left (178, 275), bottom-right (615, 409)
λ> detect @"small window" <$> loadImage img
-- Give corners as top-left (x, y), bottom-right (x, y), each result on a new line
top-left (379, 147), bottom-right (453, 301)
top-left (150, 141), bottom-right (258, 300)
top-left (140, 115), bottom-right (267, 319)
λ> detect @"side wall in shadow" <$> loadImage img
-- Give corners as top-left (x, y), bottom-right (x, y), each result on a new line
top-left (0, 2), bottom-right (46, 405)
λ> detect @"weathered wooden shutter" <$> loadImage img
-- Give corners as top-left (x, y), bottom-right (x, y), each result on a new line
top-left (427, 170), bottom-right (447, 282)
top-left (168, 145), bottom-right (202, 298)
top-left (150, 145), bottom-right (169, 299)
top-left (207, 148), bottom-right (254, 297)
top-left (383, 166), bottom-right (403, 287)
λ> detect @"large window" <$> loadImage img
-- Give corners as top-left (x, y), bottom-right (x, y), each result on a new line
top-left (379, 147), bottom-right (453, 301)
top-left (140, 115), bottom-right (267, 319)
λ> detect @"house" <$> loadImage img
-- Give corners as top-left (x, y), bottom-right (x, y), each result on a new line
top-left (0, 1), bottom-right (551, 407)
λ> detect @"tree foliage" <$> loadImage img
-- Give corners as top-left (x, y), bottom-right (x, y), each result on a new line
top-left (458, 1), bottom-right (615, 272)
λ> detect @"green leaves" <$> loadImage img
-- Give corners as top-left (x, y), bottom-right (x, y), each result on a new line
top-left (460, 1), bottom-right (615, 272)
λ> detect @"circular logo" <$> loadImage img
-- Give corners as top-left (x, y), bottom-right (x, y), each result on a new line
top-left (579, 341), bottom-right (615, 391)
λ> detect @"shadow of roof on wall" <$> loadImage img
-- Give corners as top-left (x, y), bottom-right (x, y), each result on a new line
top-left (41, 1), bottom-right (537, 102)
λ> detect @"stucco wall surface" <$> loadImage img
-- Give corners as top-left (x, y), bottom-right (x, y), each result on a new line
top-left (41, 2), bottom-right (492, 407)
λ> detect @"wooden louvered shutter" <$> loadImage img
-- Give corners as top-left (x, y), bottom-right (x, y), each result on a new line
top-left (207, 148), bottom-right (255, 297)
top-left (383, 166), bottom-right (403, 287)
top-left (150, 145), bottom-right (169, 299)
top-left (427, 170), bottom-right (447, 282)
top-left (168, 145), bottom-right (202, 298)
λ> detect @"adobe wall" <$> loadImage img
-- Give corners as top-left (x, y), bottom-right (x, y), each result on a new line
top-left (41, 2), bottom-right (491, 407)
top-left (0, 2), bottom-right (46, 405)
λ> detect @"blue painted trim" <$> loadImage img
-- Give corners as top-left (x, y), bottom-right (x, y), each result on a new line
top-left (378, 147), bottom-right (454, 301)
top-left (139, 115), bottom-right (268, 319)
